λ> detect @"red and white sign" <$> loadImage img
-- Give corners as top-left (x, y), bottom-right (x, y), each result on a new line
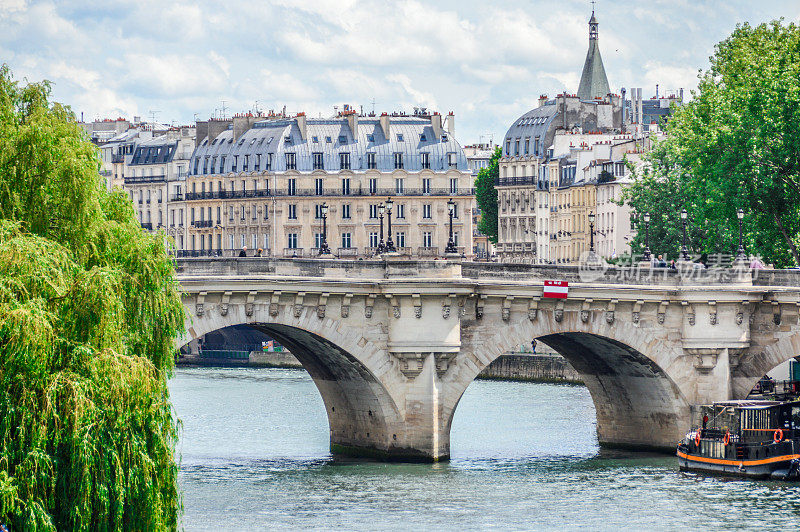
top-left (543, 280), bottom-right (569, 299)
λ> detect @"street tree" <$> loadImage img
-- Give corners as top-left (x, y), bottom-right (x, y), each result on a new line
top-left (625, 20), bottom-right (800, 266)
top-left (474, 146), bottom-right (501, 243)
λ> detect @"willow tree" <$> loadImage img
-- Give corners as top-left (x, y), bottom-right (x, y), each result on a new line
top-left (0, 65), bottom-right (184, 529)
top-left (625, 20), bottom-right (800, 266)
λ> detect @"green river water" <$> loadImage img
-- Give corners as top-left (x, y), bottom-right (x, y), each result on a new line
top-left (170, 367), bottom-right (800, 531)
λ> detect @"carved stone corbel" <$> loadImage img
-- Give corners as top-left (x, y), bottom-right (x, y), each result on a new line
top-left (685, 348), bottom-right (721, 373)
top-left (442, 294), bottom-right (455, 320)
top-left (632, 300), bottom-right (644, 324)
top-left (391, 352), bottom-right (426, 379)
top-left (317, 293), bottom-right (329, 319)
top-left (476, 295), bottom-right (486, 320)
top-left (502, 296), bottom-right (514, 322)
top-left (293, 292), bottom-right (305, 318)
top-left (528, 298), bottom-right (540, 321)
top-left (269, 291), bottom-right (281, 317)
top-left (554, 300), bottom-right (565, 323)
top-left (657, 301), bottom-right (669, 324)
top-left (246, 291), bottom-right (257, 317)
top-left (387, 295), bottom-right (400, 319)
top-left (682, 301), bottom-right (695, 326)
top-left (341, 293), bottom-right (353, 318)
top-left (220, 291), bottom-right (232, 316)
top-left (458, 296), bottom-right (466, 318)
top-left (580, 299), bottom-right (592, 323)
top-left (606, 299), bottom-right (618, 324)
top-left (412, 294), bottom-right (422, 319)
top-left (434, 352), bottom-right (457, 377)
top-left (772, 301), bottom-right (781, 325)
top-left (365, 294), bottom-right (376, 318)
top-left (195, 291), bottom-right (207, 317)
top-left (708, 300), bottom-right (717, 325)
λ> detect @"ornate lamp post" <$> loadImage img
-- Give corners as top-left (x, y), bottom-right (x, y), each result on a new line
top-left (377, 203), bottom-right (386, 254)
top-left (643, 212), bottom-right (652, 261)
top-left (385, 197), bottom-right (396, 252)
top-left (588, 212), bottom-right (596, 253)
top-left (680, 208), bottom-right (689, 261)
top-left (318, 202), bottom-right (331, 255)
top-left (445, 198), bottom-right (458, 254)
top-left (736, 208), bottom-right (746, 261)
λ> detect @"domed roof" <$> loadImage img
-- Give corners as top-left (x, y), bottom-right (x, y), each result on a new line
top-left (502, 102), bottom-right (559, 157)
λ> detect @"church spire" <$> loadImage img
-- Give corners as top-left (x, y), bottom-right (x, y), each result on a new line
top-left (577, 8), bottom-right (611, 100)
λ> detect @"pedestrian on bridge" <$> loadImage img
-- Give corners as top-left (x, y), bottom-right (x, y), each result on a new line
top-left (239, 246), bottom-right (248, 257)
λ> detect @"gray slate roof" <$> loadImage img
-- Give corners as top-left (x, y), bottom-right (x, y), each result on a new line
top-left (577, 15), bottom-right (611, 100)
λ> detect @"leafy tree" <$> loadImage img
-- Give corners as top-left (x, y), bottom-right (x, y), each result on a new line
top-left (624, 20), bottom-right (800, 266)
top-left (475, 146), bottom-right (501, 243)
top-left (0, 65), bottom-right (184, 530)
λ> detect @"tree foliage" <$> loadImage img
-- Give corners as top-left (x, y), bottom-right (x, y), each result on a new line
top-left (0, 65), bottom-right (184, 530)
top-left (624, 20), bottom-right (800, 266)
top-left (475, 146), bottom-right (501, 243)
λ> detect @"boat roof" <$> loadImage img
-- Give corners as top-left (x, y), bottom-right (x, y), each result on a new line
top-left (709, 400), bottom-right (800, 410)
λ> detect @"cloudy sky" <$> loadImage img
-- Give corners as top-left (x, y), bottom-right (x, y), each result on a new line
top-left (2, 0), bottom-right (798, 143)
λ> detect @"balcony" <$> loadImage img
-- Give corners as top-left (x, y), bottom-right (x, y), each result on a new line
top-left (170, 194), bottom-right (184, 201)
top-left (176, 249), bottom-right (224, 258)
top-left (140, 222), bottom-right (153, 231)
top-left (111, 153), bottom-right (125, 163)
top-left (125, 174), bottom-right (166, 184)
top-left (183, 186), bottom-right (476, 201)
top-left (192, 220), bottom-right (213, 228)
top-left (417, 247), bottom-right (439, 257)
top-left (283, 248), bottom-right (303, 257)
top-left (337, 247), bottom-right (358, 258)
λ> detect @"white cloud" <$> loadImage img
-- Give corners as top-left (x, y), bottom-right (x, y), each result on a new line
top-left (0, 0), bottom-right (793, 142)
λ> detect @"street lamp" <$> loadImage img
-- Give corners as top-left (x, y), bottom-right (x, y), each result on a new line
top-left (385, 197), bottom-right (396, 252)
top-left (445, 198), bottom-right (458, 254)
top-left (377, 203), bottom-right (386, 254)
top-left (318, 202), bottom-right (331, 255)
top-left (680, 208), bottom-right (689, 261)
top-left (588, 212), bottom-right (596, 253)
top-left (643, 212), bottom-right (652, 261)
top-left (736, 208), bottom-right (746, 261)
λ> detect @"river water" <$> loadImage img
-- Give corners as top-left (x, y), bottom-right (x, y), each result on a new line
top-left (171, 367), bottom-right (800, 530)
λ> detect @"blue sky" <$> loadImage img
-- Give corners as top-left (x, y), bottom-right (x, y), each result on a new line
top-left (1, 0), bottom-right (798, 143)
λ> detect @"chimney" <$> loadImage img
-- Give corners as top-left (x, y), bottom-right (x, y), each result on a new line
top-left (296, 112), bottom-right (307, 141)
top-left (379, 113), bottom-right (390, 139)
top-left (538, 94), bottom-right (548, 107)
top-left (446, 112), bottom-right (455, 137)
top-left (656, 84), bottom-right (659, 99)
top-left (430, 113), bottom-right (442, 140)
top-left (345, 110), bottom-right (358, 139)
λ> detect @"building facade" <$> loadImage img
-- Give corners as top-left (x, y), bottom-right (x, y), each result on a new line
top-left (182, 110), bottom-right (475, 258)
top-left (496, 9), bottom-right (680, 263)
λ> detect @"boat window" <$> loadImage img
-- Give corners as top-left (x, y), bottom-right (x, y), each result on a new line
top-left (793, 406), bottom-right (800, 429)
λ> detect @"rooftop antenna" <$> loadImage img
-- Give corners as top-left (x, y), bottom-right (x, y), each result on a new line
top-left (148, 110), bottom-right (160, 127)
top-left (371, 98), bottom-right (376, 114)
top-left (220, 100), bottom-right (228, 120)
top-left (591, 0), bottom-right (596, 12)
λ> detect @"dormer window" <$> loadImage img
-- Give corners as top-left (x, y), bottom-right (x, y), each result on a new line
top-left (420, 133), bottom-right (427, 142)
top-left (325, 136), bottom-right (332, 143)
top-left (396, 134), bottom-right (404, 142)
top-left (338, 135), bottom-right (347, 144)
top-left (312, 136), bottom-right (319, 143)
top-left (284, 135), bottom-right (291, 143)
top-left (367, 134), bottom-right (375, 142)
top-left (441, 134), bottom-right (448, 142)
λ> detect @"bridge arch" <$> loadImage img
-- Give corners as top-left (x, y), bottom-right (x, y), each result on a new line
top-left (178, 297), bottom-right (408, 459)
top-left (734, 330), bottom-right (800, 399)
top-left (451, 310), bottom-right (691, 452)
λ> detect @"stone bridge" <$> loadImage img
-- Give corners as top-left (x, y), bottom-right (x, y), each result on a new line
top-left (175, 258), bottom-right (800, 461)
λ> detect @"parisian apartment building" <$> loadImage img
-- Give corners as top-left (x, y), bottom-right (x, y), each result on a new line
top-left (495, 10), bottom-right (683, 263)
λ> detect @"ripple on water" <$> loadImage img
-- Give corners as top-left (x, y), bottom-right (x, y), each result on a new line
top-left (170, 368), bottom-right (800, 531)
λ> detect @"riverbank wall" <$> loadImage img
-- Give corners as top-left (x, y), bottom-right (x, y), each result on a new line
top-left (178, 350), bottom-right (582, 384)
top-left (477, 354), bottom-right (583, 384)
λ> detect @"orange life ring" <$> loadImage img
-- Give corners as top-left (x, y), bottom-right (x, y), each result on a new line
top-left (724, 431), bottom-right (730, 446)
top-left (695, 429), bottom-right (702, 446)
top-left (774, 428), bottom-right (784, 443)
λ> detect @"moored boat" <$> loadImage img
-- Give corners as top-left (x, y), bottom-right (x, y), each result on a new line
top-left (677, 400), bottom-right (800, 480)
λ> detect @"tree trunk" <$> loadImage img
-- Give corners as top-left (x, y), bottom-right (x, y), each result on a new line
top-left (774, 213), bottom-right (800, 265)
